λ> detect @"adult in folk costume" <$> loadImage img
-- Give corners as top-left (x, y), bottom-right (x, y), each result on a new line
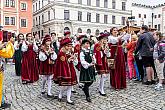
top-left (108, 27), bottom-right (126, 89)
top-left (0, 39), bottom-right (14, 109)
top-left (94, 32), bottom-right (111, 96)
top-left (14, 33), bottom-right (24, 76)
top-left (21, 33), bottom-right (39, 84)
top-left (53, 38), bottom-right (77, 105)
top-left (80, 39), bottom-right (96, 102)
top-left (39, 35), bottom-right (57, 98)
top-left (51, 32), bottom-right (59, 54)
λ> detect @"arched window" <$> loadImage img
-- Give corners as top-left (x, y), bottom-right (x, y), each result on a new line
top-left (87, 29), bottom-right (91, 34)
top-left (77, 28), bottom-right (82, 33)
top-left (95, 29), bottom-right (99, 36)
top-left (64, 27), bottom-right (70, 31)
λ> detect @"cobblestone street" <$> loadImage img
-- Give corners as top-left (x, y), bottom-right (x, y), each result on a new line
top-left (2, 65), bottom-right (165, 110)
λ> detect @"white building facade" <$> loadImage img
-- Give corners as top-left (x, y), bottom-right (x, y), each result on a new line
top-left (32, 0), bottom-right (131, 37)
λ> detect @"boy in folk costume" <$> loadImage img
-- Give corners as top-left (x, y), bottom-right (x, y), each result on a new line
top-left (80, 39), bottom-right (96, 102)
top-left (53, 38), bottom-right (77, 105)
top-left (0, 39), bottom-right (15, 109)
top-left (39, 35), bottom-right (57, 98)
top-left (94, 32), bottom-right (111, 96)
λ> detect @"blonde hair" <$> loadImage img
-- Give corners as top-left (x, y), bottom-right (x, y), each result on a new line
top-left (131, 34), bottom-right (138, 41)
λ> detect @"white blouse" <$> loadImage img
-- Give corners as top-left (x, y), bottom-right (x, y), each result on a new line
top-left (39, 51), bottom-right (57, 61)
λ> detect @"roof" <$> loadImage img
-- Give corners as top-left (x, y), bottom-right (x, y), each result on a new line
top-left (132, 0), bottom-right (165, 6)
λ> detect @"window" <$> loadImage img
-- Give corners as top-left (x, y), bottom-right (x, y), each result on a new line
top-left (53, 9), bottom-right (55, 19)
top-left (121, 17), bottom-right (125, 25)
top-left (36, 3), bottom-right (37, 11)
top-left (154, 25), bottom-right (157, 29)
top-left (104, 15), bottom-right (108, 24)
top-left (36, 17), bottom-right (38, 25)
top-left (5, 17), bottom-right (9, 25)
top-left (122, 2), bottom-right (126, 11)
top-left (10, 0), bottom-right (15, 7)
top-left (78, 11), bottom-right (82, 21)
top-left (48, 11), bottom-right (50, 21)
top-left (21, 3), bottom-right (27, 10)
top-left (39, 16), bottom-right (40, 25)
top-left (33, 5), bottom-right (35, 12)
top-left (41, 30), bottom-right (44, 37)
top-left (87, 12), bottom-right (91, 22)
top-left (39, 1), bottom-right (40, 9)
top-left (5, 0), bottom-right (10, 7)
top-left (158, 14), bottom-right (161, 18)
top-left (112, 0), bottom-right (116, 9)
top-left (78, 0), bottom-right (82, 4)
top-left (64, 0), bottom-right (69, 3)
top-left (33, 19), bottom-right (35, 26)
top-left (64, 10), bottom-right (70, 20)
top-left (96, 0), bottom-right (100, 7)
top-left (149, 25), bottom-right (151, 28)
top-left (42, 0), bottom-right (44, 7)
top-left (11, 17), bottom-right (15, 25)
top-left (104, 0), bottom-right (108, 8)
top-left (21, 19), bottom-right (27, 27)
top-left (158, 24), bottom-right (160, 31)
top-left (87, 0), bottom-right (91, 6)
top-left (112, 16), bottom-right (115, 24)
top-left (42, 14), bottom-right (44, 23)
top-left (139, 14), bottom-right (141, 18)
top-left (96, 14), bottom-right (100, 23)
top-left (155, 15), bottom-right (157, 18)
top-left (144, 14), bottom-right (146, 18)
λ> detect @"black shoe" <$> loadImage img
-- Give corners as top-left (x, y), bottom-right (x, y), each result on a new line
top-left (71, 91), bottom-right (76, 93)
top-left (47, 94), bottom-right (54, 98)
top-left (143, 81), bottom-right (152, 85)
top-left (41, 91), bottom-right (46, 95)
top-left (79, 85), bottom-right (84, 89)
top-left (151, 80), bottom-right (156, 84)
top-left (22, 81), bottom-right (27, 84)
top-left (58, 98), bottom-right (62, 102)
top-left (0, 103), bottom-right (11, 109)
top-left (99, 91), bottom-right (106, 96)
top-left (86, 97), bottom-right (92, 102)
top-left (67, 101), bottom-right (74, 105)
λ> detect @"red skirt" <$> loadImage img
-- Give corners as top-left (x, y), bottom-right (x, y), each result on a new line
top-left (40, 59), bottom-right (55, 75)
top-left (21, 48), bottom-right (39, 83)
top-left (109, 44), bottom-right (126, 89)
top-left (96, 56), bottom-right (109, 74)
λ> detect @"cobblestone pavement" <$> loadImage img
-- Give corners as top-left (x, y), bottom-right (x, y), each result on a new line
top-left (2, 65), bottom-right (165, 110)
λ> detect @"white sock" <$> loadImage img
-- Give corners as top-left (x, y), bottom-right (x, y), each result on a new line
top-left (42, 76), bottom-right (47, 92)
top-left (99, 75), bottom-right (107, 94)
top-left (158, 83), bottom-right (163, 87)
top-left (67, 86), bottom-right (72, 103)
top-left (47, 75), bottom-right (52, 95)
top-left (59, 86), bottom-right (64, 99)
top-left (71, 86), bottom-right (74, 91)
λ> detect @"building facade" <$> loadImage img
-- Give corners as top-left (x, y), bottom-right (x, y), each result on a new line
top-left (32, 0), bottom-right (131, 37)
top-left (0, 0), bottom-right (33, 35)
top-left (129, 2), bottom-right (165, 34)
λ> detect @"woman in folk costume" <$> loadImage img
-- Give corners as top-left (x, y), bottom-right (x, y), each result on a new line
top-left (80, 39), bottom-right (96, 102)
top-left (108, 27), bottom-right (126, 89)
top-left (39, 35), bottom-right (57, 98)
top-left (14, 33), bottom-right (24, 76)
top-left (94, 32), bottom-right (111, 96)
top-left (53, 38), bottom-right (77, 105)
top-left (21, 33), bottom-right (39, 84)
top-left (0, 38), bottom-right (14, 109)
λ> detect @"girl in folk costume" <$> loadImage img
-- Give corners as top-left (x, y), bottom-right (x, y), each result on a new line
top-left (80, 39), bottom-right (96, 102)
top-left (39, 35), bottom-right (57, 98)
top-left (53, 38), bottom-right (77, 105)
top-left (14, 33), bottom-right (24, 76)
top-left (94, 33), bottom-right (111, 96)
top-left (108, 27), bottom-right (127, 89)
top-left (21, 33), bottom-right (39, 84)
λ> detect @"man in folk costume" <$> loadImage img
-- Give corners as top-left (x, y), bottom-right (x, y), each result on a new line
top-left (94, 32), bottom-right (111, 96)
top-left (51, 32), bottom-right (59, 54)
top-left (0, 39), bottom-right (14, 109)
top-left (80, 38), bottom-right (96, 102)
top-left (21, 33), bottom-right (39, 84)
top-left (53, 38), bottom-right (77, 105)
top-left (39, 35), bottom-right (57, 98)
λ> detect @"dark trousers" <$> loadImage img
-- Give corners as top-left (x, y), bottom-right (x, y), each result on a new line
top-left (135, 57), bottom-right (144, 80)
top-left (83, 82), bottom-right (93, 98)
top-left (15, 60), bottom-right (21, 76)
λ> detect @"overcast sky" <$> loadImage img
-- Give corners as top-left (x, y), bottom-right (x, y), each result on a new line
top-left (132, 0), bottom-right (165, 6)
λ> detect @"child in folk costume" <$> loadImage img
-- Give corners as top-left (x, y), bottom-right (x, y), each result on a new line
top-left (80, 39), bottom-right (96, 102)
top-left (53, 38), bottom-right (77, 105)
top-left (21, 33), bottom-right (39, 84)
top-left (39, 35), bottom-right (57, 97)
top-left (94, 33), bottom-right (111, 96)
top-left (126, 34), bottom-right (138, 80)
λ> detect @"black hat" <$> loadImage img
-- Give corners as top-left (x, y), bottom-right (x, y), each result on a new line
top-left (81, 38), bottom-right (91, 45)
